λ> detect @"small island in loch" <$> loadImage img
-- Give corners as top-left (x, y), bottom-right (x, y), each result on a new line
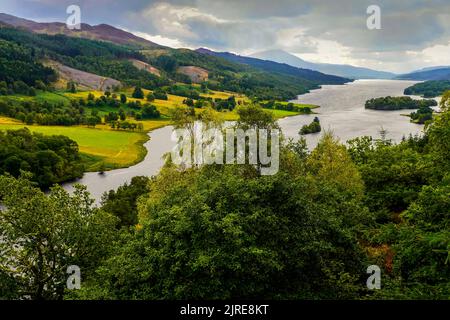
top-left (299, 116), bottom-right (321, 135)
top-left (365, 96), bottom-right (437, 110)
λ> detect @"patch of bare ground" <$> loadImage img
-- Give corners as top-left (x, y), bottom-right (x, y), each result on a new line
top-left (128, 59), bottom-right (161, 77)
top-left (44, 60), bottom-right (121, 91)
top-left (177, 66), bottom-right (209, 83)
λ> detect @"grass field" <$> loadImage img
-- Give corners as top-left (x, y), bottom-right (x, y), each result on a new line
top-left (0, 91), bottom-right (71, 105)
top-left (0, 121), bottom-right (149, 171)
top-left (0, 89), bottom-right (318, 171)
top-left (46, 88), bottom-right (312, 120)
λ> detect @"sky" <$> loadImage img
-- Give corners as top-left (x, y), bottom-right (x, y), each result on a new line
top-left (1, 0), bottom-right (450, 73)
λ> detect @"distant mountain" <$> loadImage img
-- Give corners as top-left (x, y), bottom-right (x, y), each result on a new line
top-left (250, 49), bottom-right (397, 80)
top-left (0, 12), bottom-right (162, 49)
top-left (410, 66), bottom-right (450, 73)
top-left (196, 48), bottom-right (350, 85)
top-left (396, 67), bottom-right (450, 81)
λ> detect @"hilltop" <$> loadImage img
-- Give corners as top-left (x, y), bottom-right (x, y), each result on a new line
top-left (396, 67), bottom-right (450, 81)
top-left (250, 49), bottom-right (397, 79)
top-left (0, 12), bottom-right (162, 49)
top-left (0, 14), bottom-right (350, 101)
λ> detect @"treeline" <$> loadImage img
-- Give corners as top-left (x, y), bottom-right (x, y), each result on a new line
top-left (0, 26), bottom-right (344, 101)
top-left (299, 117), bottom-right (321, 134)
top-left (0, 99), bottom-right (86, 126)
top-left (365, 96), bottom-right (437, 110)
top-left (183, 95), bottom-right (238, 111)
top-left (404, 80), bottom-right (450, 98)
top-left (1, 97), bottom-right (450, 299)
top-left (261, 100), bottom-right (313, 113)
top-left (146, 49), bottom-right (328, 100)
top-left (0, 27), bottom-right (170, 90)
top-left (0, 90), bottom-right (161, 127)
top-left (0, 38), bottom-right (56, 94)
top-left (0, 128), bottom-right (83, 188)
top-left (410, 105), bottom-right (434, 124)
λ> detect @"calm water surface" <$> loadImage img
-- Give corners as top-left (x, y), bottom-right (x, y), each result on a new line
top-left (280, 79), bottom-right (425, 147)
top-left (65, 79), bottom-right (431, 203)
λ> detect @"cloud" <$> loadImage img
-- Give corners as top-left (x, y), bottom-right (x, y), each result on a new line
top-left (2, 0), bottom-right (450, 72)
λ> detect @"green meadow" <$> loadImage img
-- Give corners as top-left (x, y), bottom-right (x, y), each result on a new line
top-left (0, 119), bottom-right (148, 171)
top-left (0, 89), bottom-right (318, 170)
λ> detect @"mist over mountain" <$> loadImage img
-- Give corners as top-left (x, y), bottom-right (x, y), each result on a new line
top-left (250, 49), bottom-right (397, 80)
top-left (196, 48), bottom-right (350, 84)
top-left (396, 67), bottom-right (450, 80)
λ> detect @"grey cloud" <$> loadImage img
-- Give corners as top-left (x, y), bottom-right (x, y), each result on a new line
top-left (1, 0), bottom-right (450, 72)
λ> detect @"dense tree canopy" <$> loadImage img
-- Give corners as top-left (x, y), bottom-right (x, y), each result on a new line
top-left (1, 97), bottom-right (450, 300)
top-left (0, 175), bottom-right (117, 300)
top-left (365, 96), bottom-right (437, 110)
top-left (0, 128), bottom-right (84, 187)
top-left (75, 148), bottom-right (370, 299)
top-left (404, 80), bottom-right (450, 98)
top-left (0, 39), bottom-right (56, 91)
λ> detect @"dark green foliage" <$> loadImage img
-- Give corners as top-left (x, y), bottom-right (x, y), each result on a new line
top-left (0, 174), bottom-right (118, 300)
top-left (300, 117), bottom-right (321, 135)
top-left (410, 105), bottom-right (434, 124)
top-left (167, 84), bottom-right (200, 99)
top-left (365, 96), bottom-right (437, 110)
top-left (70, 111), bottom-right (374, 300)
top-left (183, 98), bottom-right (194, 107)
top-left (146, 48), bottom-right (347, 100)
top-left (80, 165), bottom-right (367, 299)
top-left (262, 100), bottom-right (312, 113)
top-left (67, 81), bottom-right (77, 93)
top-left (347, 98), bottom-right (450, 298)
top-left (155, 55), bottom-right (178, 72)
top-left (101, 176), bottom-right (150, 228)
top-left (109, 121), bottom-right (143, 131)
top-left (404, 80), bottom-right (450, 98)
top-left (369, 183), bottom-right (450, 299)
top-left (0, 128), bottom-right (84, 187)
top-left (0, 26), bottom-right (351, 101)
top-left (0, 38), bottom-right (56, 90)
top-left (0, 27), bottom-right (170, 90)
top-left (214, 96), bottom-right (237, 111)
top-left (0, 98), bottom-right (87, 126)
top-left (141, 104), bottom-right (160, 119)
top-left (105, 111), bottom-right (119, 122)
top-left (131, 86), bottom-right (144, 99)
top-left (146, 92), bottom-right (155, 102)
top-left (153, 89), bottom-right (168, 100)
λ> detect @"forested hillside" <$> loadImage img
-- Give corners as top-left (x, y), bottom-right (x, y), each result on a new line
top-left (365, 96), bottom-right (437, 110)
top-left (0, 128), bottom-right (84, 187)
top-left (196, 48), bottom-right (350, 85)
top-left (1, 93), bottom-right (449, 300)
top-left (0, 38), bottom-right (56, 90)
top-left (0, 24), bottom-right (349, 101)
top-left (404, 80), bottom-right (450, 98)
top-left (396, 67), bottom-right (450, 81)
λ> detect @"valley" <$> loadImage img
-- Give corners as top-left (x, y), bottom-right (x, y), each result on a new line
top-left (0, 6), bottom-right (449, 303)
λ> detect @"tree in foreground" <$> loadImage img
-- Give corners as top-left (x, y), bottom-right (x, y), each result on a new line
top-left (75, 132), bottom-right (370, 300)
top-left (0, 174), bottom-right (117, 300)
